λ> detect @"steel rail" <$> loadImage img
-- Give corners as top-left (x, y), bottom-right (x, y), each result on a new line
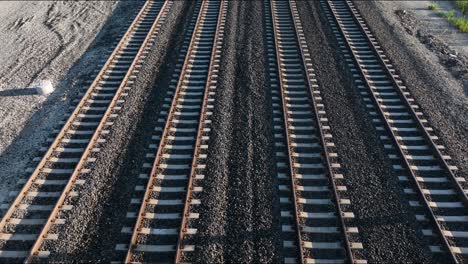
top-left (269, 1), bottom-right (305, 261)
top-left (124, 1), bottom-right (209, 262)
top-left (288, 1), bottom-right (355, 262)
top-left (0, 1), bottom-right (153, 236)
top-left (0, 0), bottom-right (156, 260)
top-left (325, 0), bottom-right (459, 262)
top-left (345, 0), bottom-right (468, 208)
top-left (173, 0), bottom-right (225, 263)
top-left (23, 1), bottom-right (170, 262)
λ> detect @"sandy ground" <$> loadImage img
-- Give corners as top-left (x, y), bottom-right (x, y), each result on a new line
top-left (0, 1), bottom-right (138, 204)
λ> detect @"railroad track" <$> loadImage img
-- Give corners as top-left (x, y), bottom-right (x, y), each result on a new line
top-left (322, 0), bottom-right (468, 262)
top-left (265, 0), bottom-right (365, 263)
top-left (0, 1), bottom-right (172, 262)
top-left (114, 0), bottom-right (227, 262)
top-left (113, 0), bottom-right (204, 258)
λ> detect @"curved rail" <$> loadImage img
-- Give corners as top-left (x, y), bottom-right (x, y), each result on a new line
top-left (323, 0), bottom-right (468, 262)
top-left (0, 1), bottom-right (170, 262)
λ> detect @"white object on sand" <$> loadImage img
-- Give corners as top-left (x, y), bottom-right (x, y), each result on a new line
top-left (36, 80), bottom-right (54, 95)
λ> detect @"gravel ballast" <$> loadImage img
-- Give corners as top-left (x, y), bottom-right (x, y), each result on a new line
top-left (45, 2), bottom-right (194, 261)
top-left (1, 0), bottom-right (466, 262)
top-left (353, 0), bottom-right (468, 182)
top-left (296, 1), bottom-right (434, 262)
top-left (193, 1), bottom-right (281, 263)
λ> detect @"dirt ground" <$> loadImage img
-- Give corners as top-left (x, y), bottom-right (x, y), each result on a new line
top-left (0, 1), bottom-right (139, 204)
top-left (389, 0), bottom-right (468, 57)
top-left (378, 1), bottom-right (468, 95)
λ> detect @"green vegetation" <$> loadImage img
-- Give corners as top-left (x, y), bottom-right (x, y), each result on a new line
top-left (428, 2), bottom-right (439, 10)
top-left (427, 2), bottom-right (468, 33)
top-left (452, 16), bottom-right (468, 32)
top-left (443, 9), bottom-right (468, 33)
top-left (455, 0), bottom-right (468, 16)
top-left (445, 10), bottom-right (456, 20)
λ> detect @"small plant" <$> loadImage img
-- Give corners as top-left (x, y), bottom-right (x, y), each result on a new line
top-left (429, 1), bottom-right (468, 33)
top-left (452, 17), bottom-right (468, 32)
top-left (445, 10), bottom-right (456, 20)
top-left (455, 0), bottom-right (468, 16)
top-left (428, 2), bottom-right (439, 10)
top-left (460, 22), bottom-right (468, 33)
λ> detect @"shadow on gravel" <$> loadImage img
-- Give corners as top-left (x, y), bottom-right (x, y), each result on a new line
top-left (0, 1), bottom-right (141, 197)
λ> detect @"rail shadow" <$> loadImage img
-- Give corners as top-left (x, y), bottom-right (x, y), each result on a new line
top-left (0, 88), bottom-right (37, 97)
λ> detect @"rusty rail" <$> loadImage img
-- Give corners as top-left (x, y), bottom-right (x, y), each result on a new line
top-left (0, 1), bottom-right (151, 236)
top-left (325, 0), bottom-right (461, 262)
top-left (124, 1), bottom-right (210, 262)
top-left (269, 1), bottom-right (305, 262)
top-left (22, 1), bottom-right (169, 262)
top-left (174, 0), bottom-right (226, 263)
top-left (288, 1), bottom-right (355, 262)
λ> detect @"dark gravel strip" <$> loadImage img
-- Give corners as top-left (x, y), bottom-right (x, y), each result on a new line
top-left (194, 1), bottom-right (281, 263)
top-left (45, 1), bottom-right (195, 262)
top-left (353, 0), bottom-right (468, 181)
top-left (296, 1), bottom-right (433, 263)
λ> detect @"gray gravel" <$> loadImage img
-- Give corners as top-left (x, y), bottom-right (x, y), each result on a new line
top-left (296, 1), bottom-right (434, 263)
top-left (353, 0), bottom-right (468, 182)
top-left (45, 1), bottom-right (193, 262)
top-left (4, 0), bottom-right (465, 262)
top-left (193, 1), bottom-right (281, 263)
top-left (351, 2), bottom-right (468, 261)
